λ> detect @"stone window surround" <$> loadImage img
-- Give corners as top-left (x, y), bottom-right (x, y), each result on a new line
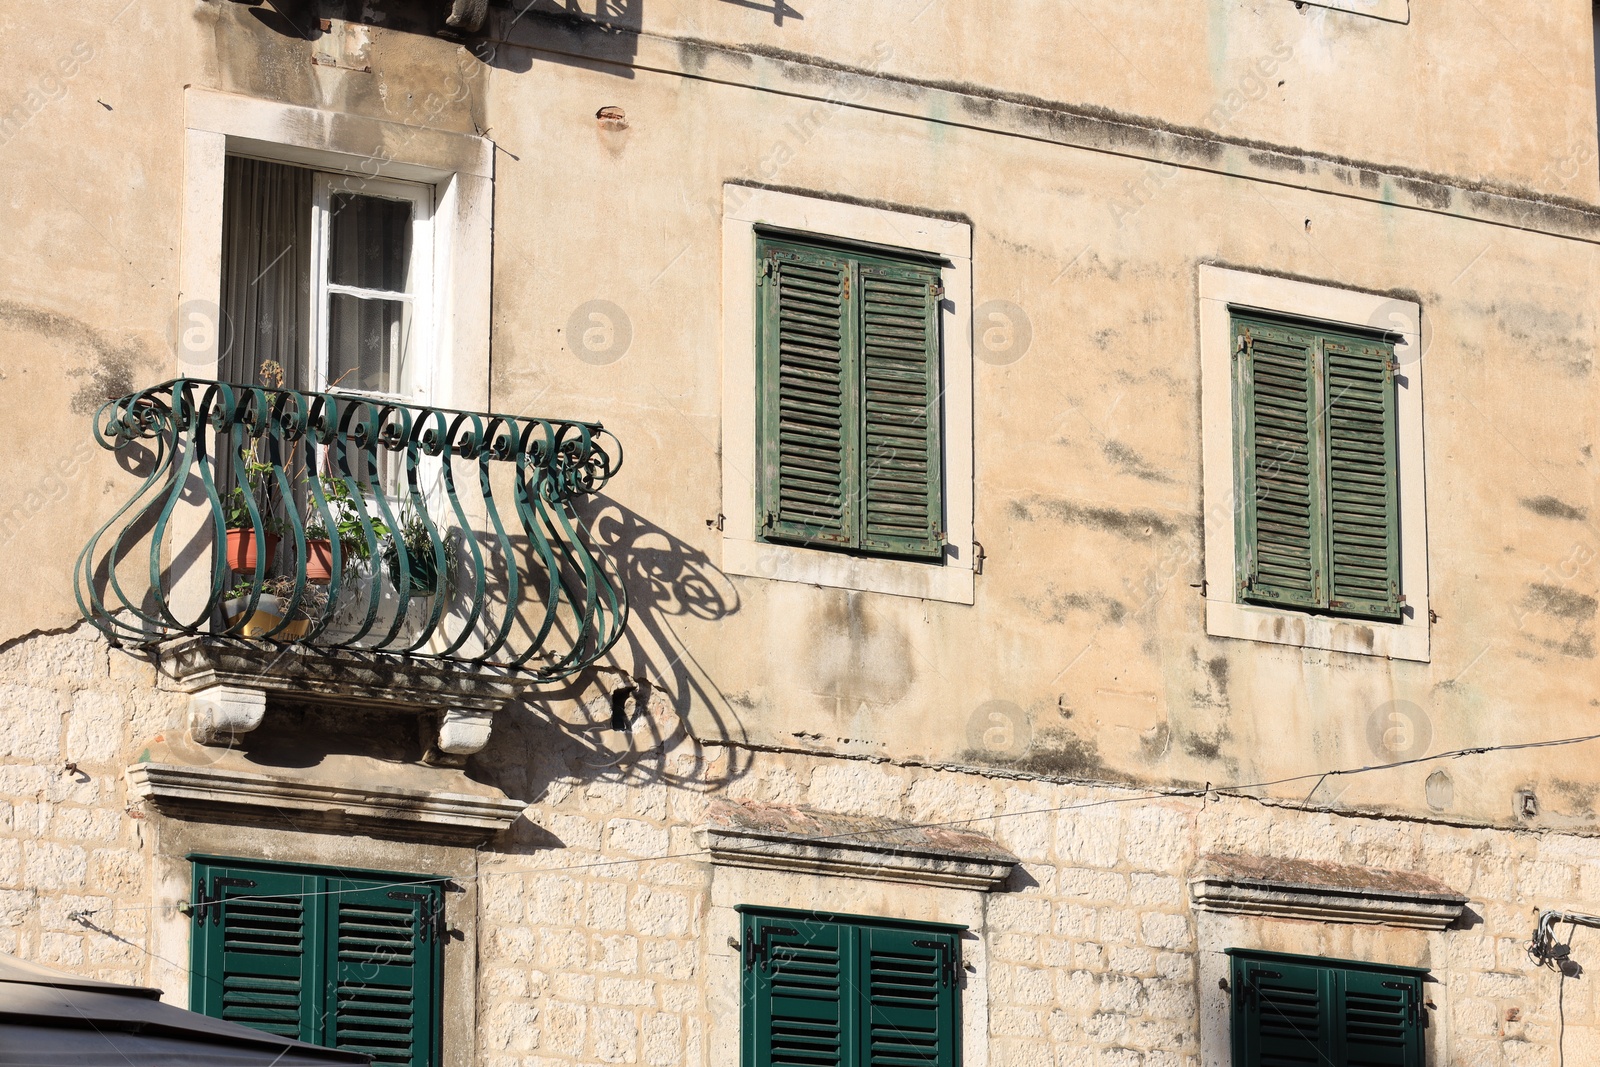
top-left (1196, 919), bottom-right (1447, 1067)
top-left (1198, 264), bottom-right (1430, 662)
top-left (169, 88), bottom-right (494, 622)
top-left (719, 186), bottom-right (976, 605)
top-left (706, 863), bottom-right (992, 1067)
top-left (146, 822), bottom-right (480, 1067)
top-left (1190, 859), bottom-right (1463, 1064)
top-left (178, 88), bottom-right (493, 412)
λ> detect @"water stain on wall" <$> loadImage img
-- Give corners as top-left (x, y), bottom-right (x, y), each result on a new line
top-left (1009, 495), bottom-right (1178, 539)
top-left (0, 300), bottom-right (151, 415)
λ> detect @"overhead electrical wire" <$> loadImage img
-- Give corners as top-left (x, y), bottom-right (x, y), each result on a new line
top-left (67, 726), bottom-right (1600, 916)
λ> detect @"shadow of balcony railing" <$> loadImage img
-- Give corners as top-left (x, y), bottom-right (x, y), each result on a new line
top-left (75, 378), bottom-right (627, 678)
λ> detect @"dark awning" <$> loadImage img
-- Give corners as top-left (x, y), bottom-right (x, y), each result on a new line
top-left (0, 953), bottom-right (369, 1067)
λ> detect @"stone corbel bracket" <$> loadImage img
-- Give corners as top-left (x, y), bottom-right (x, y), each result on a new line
top-left (1188, 852), bottom-right (1469, 931)
top-left (705, 798), bottom-right (1019, 892)
top-left (158, 636), bottom-right (533, 764)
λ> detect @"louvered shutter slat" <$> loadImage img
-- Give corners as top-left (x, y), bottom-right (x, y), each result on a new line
top-left (1235, 958), bottom-right (1329, 1067)
top-left (760, 243), bottom-right (856, 547)
top-left (1340, 969), bottom-right (1421, 1067)
top-left (328, 880), bottom-right (440, 1067)
top-left (1324, 339), bottom-right (1402, 620)
top-left (193, 866), bottom-right (319, 1043)
top-left (859, 267), bottom-right (943, 559)
top-left (1237, 321), bottom-right (1325, 609)
top-left (862, 927), bottom-right (958, 1067)
top-left (745, 915), bottom-right (846, 1067)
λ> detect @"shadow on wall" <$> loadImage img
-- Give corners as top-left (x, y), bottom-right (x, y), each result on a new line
top-left (236, 0), bottom-right (480, 40)
top-left (471, 499), bottom-right (757, 833)
top-left (472, 0), bottom-right (643, 77)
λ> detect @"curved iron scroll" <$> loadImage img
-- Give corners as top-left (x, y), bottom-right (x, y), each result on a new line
top-left (75, 378), bottom-right (627, 678)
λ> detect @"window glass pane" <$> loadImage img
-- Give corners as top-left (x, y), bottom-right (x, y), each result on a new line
top-left (328, 192), bottom-right (413, 292)
top-left (327, 293), bottom-right (413, 395)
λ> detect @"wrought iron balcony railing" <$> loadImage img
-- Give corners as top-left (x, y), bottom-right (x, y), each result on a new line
top-left (76, 378), bottom-right (626, 677)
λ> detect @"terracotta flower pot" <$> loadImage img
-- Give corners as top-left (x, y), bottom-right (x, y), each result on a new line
top-left (305, 538), bottom-right (335, 583)
top-left (226, 528), bottom-right (280, 573)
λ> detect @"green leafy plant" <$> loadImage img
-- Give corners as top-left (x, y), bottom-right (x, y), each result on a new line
top-left (304, 474), bottom-right (389, 561)
top-left (224, 361), bottom-right (292, 534)
top-left (381, 503), bottom-right (458, 596)
top-left (225, 457), bottom-right (288, 534)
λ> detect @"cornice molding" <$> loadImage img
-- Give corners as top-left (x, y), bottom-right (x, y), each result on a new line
top-left (1188, 853), bottom-right (1468, 931)
top-left (704, 799), bottom-right (1018, 892)
top-left (127, 762), bottom-right (525, 847)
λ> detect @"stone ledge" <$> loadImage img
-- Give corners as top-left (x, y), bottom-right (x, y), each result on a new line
top-left (127, 761), bottom-right (526, 847)
top-left (153, 636), bottom-right (535, 712)
top-left (704, 799), bottom-right (1018, 892)
top-left (1188, 852), bottom-right (1468, 930)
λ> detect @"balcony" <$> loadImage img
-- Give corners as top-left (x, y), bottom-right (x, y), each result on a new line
top-left (77, 378), bottom-right (627, 798)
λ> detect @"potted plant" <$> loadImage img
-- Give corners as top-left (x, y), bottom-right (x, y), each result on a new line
top-left (302, 475), bottom-right (388, 583)
top-left (221, 576), bottom-right (327, 640)
top-left (224, 457), bottom-right (285, 572)
top-left (381, 504), bottom-right (457, 597)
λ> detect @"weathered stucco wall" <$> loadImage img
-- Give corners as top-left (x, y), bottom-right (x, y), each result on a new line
top-left (476, 10), bottom-right (1600, 828)
top-left (5, 0), bottom-right (1600, 825)
top-left (482, 0), bottom-right (1600, 205)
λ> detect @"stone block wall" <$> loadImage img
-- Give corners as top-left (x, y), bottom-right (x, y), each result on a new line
top-left (0, 627), bottom-right (183, 982)
top-left (1, 627), bottom-right (1598, 1067)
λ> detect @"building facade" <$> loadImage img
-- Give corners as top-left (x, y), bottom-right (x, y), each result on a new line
top-left (4, 0), bottom-right (1600, 1064)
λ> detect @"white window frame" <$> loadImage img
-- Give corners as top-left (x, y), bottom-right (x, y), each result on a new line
top-left (177, 88), bottom-right (491, 414)
top-left (1199, 265), bottom-right (1429, 661)
top-left (310, 172), bottom-right (437, 404)
top-left (720, 186), bottom-right (976, 605)
top-left (170, 88), bottom-right (492, 625)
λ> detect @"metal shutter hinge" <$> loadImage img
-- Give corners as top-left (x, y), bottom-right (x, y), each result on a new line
top-left (746, 925), bottom-right (797, 971)
top-left (389, 890), bottom-right (444, 943)
top-left (913, 938), bottom-right (961, 987)
top-left (199, 876), bottom-right (256, 926)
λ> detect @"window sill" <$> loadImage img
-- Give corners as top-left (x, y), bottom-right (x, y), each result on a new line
top-left (722, 536), bottom-right (975, 604)
top-left (1205, 598), bottom-right (1428, 662)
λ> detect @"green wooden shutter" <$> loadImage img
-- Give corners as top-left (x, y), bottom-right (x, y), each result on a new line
top-left (857, 263), bottom-right (944, 560)
top-left (758, 239), bottom-right (858, 548)
top-left (860, 926), bottom-right (959, 1067)
top-left (743, 913), bottom-right (847, 1067)
top-left (191, 864), bottom-right (321, 1042)
top-left (326, 879), bottom-right (441, 1067)
top-left (1236, 317), bottom-right (1326, 610)
top-left (1233, 955), bottom-right (1329, 1067)
top-left (1340, 968), bottom-right (1422, 1067)
top-left (1232, 954), bottom-right (1424, 1067)
top-left (1323, 337), bottom-right (1402, 620)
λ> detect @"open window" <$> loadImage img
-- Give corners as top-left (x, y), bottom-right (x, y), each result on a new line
top-left (220, 158), bottom-right (435, 405)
